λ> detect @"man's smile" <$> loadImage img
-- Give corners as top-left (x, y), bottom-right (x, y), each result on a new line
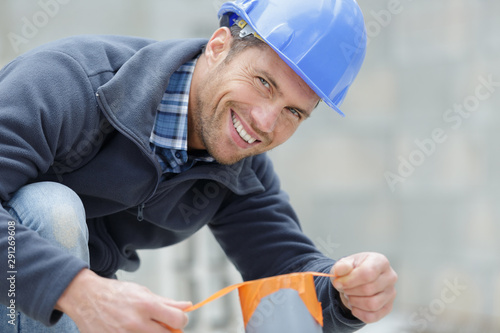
top-left (230, 110), bottom-right (260, 147)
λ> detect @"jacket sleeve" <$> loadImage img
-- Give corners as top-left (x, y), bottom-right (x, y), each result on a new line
top-left (0, 50), bottom-right (96, 325)
top-left (209, 154), bottom-right (365, 332)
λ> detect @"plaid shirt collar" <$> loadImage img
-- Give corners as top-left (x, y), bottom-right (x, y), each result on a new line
top-left (150, 57), bottom-right (214, 174)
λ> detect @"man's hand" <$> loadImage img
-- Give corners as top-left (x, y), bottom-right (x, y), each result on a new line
top-left (56, 269), bottom-right (191, 333)
top-left (330, 252), bottom-right (397, 323)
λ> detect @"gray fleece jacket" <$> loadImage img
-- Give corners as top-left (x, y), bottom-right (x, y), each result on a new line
top-left (0, 35), bottom-right (364, 331)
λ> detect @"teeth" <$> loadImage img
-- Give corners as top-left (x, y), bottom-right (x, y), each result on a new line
top-left (232, 114), bottom-right (257, 144)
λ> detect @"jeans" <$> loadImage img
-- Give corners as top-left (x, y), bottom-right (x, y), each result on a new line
top-left (1, 182), bottom-right (89, 333)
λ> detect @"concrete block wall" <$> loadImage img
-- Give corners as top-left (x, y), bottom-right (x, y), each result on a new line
top-left (1, 1), bottom-right (499, 332)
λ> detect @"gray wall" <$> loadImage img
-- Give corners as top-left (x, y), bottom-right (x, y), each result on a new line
top-left (1, 1), bottom-right (499, 332)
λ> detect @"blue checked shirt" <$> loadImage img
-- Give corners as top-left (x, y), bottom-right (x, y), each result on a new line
top-left (150, 57), bottom-right (214, 175)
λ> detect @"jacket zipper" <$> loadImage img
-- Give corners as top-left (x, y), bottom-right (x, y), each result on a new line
top-left (95, 91), bottom-right (161, 223)
top-left (137, 203), bottom-right (145, 222)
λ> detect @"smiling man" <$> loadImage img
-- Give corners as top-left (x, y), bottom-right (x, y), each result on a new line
top-left (0, 0), bottom-right (397, 332)
top-left (188, 28), bottom-right (319, 165)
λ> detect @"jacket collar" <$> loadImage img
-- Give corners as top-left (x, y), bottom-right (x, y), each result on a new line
top-left (96, 38), bottom-right (207, 152)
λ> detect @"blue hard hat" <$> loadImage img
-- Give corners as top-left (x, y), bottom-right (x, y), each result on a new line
top-left (218, 0), bottom-right (367, 116)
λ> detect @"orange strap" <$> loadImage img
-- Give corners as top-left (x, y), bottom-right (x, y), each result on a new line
top-left (158, 271), bottom-right (335, 332)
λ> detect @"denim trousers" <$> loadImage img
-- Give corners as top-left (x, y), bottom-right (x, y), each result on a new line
top-left (1, 182), bottom-right (89, 332)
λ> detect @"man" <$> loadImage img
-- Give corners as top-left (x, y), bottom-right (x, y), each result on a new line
top-left (0, 0), bottom-right (397, 332)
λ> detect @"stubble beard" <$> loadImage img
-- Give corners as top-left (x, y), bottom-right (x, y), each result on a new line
top-left (193, 97), bottom-right (252, 166)
top-left (191, 59), bottom-right (259, 166)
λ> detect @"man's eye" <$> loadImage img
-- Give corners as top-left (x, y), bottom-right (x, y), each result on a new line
top-left (259, 77), bottom-right (270, 89)
top-left (287, 107), bottom-right (301, 118)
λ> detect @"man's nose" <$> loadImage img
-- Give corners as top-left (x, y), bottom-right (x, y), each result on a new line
top-left (250, 104), bottom-right (282, 133)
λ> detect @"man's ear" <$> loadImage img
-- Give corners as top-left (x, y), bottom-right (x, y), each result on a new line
top-left (204, 27), bottom-right (232, 67)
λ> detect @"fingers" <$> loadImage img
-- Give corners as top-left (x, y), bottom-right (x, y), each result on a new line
top-left (149, 298), bottom-right (190, 330)
top-left (163, 299), bottom-right (193, 310)
top-left (337, 267), bottom-right (397, 297)
top-left (333, 252), bottom-right (390, 290)
top-left (331, 257), bottom-right (354, 278)
top-left (154, 319), bottom-right (184, 333)
top-left (146, 319), bottom-right (182, 333)
top-left (69, 275), bottom-right (192, 333)
top-left (151, 299), bottom-right (193, 333)
top-left (331, 252), bottom-right (398, 324)
top-left (347, 286), bottom-right (397, 323)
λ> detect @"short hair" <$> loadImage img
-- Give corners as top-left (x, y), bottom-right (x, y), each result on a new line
top-left (203, 24), bottom-right (268, 64)
top-left (225, 24), bottom-right (267, 62)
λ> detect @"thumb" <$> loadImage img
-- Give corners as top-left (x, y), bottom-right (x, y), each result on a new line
top-left (165, 300), bottom-right (193, 310)
top-left (332, 258), bottom-right (354, 278)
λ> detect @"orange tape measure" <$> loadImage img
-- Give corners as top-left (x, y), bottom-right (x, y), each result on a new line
top-left (156, 271), bottom-right (336, 332)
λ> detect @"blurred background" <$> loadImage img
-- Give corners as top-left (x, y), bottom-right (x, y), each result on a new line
top-left (1, 0), bottom-right (499, 332)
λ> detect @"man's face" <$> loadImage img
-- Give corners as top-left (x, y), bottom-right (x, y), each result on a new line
top-left (189, 29), bottom-right (319, 165)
